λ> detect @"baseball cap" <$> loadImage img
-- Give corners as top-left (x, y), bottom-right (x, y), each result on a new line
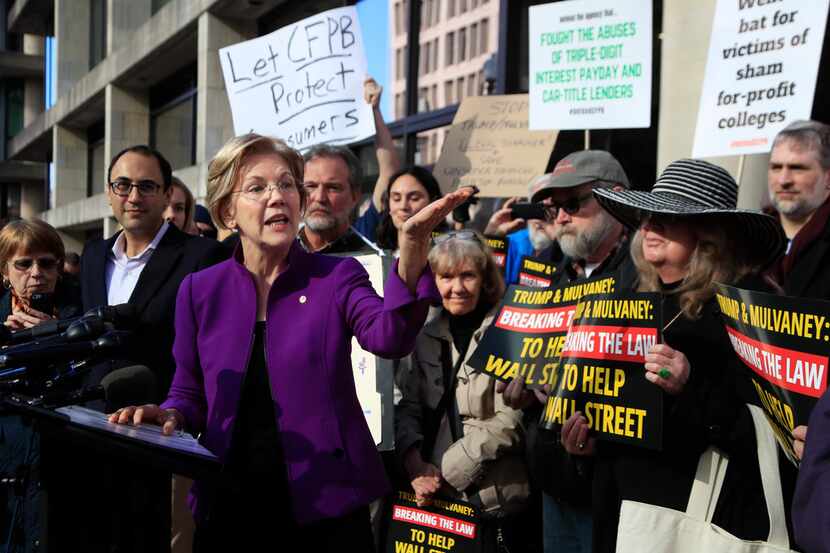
top-left (531, 150), bottom-right (630, 203)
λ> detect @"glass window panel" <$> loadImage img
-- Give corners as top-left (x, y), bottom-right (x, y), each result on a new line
top-left (151, 96), bottom-right (196, 171)
top-left (481, 18), bottom-right (489, 53)
top-left (471, 23), bottom-right (478, 57)
top-left (446, 32), bottom-right (455, 65)
top-left (459, 28), bottom-right (467, 62)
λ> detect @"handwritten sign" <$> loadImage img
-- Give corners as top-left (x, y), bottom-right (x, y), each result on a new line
top-left (432, 95), bottom-right (558, 197)
top-left (219, 6), bottom-right (375, 150)
top-left (528, 0), bottom-right (653, 130)
top-left (692, 0), bottom-right (829, 157)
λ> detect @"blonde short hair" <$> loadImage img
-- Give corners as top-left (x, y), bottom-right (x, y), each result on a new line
top-left (428, 233), bottom-right (505, 306)
top-left (0, 219), bottom-right (65, 275)
top-left (207, 134), bottom-right (306, 230)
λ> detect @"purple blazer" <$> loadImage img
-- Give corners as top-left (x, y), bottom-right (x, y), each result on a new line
top-left (161, 242), bottom-right (439, 524)
top-left (792, 390), bottom-right (830, 553)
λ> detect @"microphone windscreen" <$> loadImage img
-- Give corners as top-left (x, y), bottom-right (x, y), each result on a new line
top-left (101, 365), bottom-right (157, 411)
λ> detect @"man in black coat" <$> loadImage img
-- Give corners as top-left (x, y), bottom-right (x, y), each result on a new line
top-left (80, 145), bottom-right (226, 401)
top-left (767, 120), bottom-right (830, 300)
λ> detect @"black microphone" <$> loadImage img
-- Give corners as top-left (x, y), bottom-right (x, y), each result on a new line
top-left (6, 303), bottom-right (137, 345)
top-left (51, 365), bottom-right (157, 410)
top-left (0, 331), bottom-right (132, 371)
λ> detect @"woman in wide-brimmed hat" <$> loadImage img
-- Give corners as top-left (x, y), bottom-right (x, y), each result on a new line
top-left (558, 158), bottom-right (792, 553)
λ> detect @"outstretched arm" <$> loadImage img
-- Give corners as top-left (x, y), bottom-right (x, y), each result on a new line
top-left (366, 78), bottom-right (400, 211)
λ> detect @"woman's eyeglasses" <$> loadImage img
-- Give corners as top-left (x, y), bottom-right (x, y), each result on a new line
top-left (233, 178), bottom-right (299, 202)
top-left (543, 192), bottom-right (595, 220)
top-left (432, 230), bottom-right (482, 245)
top-left (11, 257), bottom-right (59, 272)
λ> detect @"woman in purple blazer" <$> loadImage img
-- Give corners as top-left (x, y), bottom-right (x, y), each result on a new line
top-left (109, 134), bottom-right (473, 551)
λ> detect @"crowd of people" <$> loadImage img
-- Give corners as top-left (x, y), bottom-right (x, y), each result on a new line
top-left (0, 74), bottom-right (829, 553)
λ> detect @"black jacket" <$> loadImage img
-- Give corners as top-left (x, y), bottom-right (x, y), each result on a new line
top-left (781, 215), bottom-right (830, 300)
top-left (79, 224), bottom-right (227, 397)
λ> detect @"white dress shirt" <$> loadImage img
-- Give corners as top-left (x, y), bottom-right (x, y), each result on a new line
top-left (105, 221), bottom-right (170, 306)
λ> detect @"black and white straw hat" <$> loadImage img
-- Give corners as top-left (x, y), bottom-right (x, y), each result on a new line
top-left (593, 158), bottom-right (786, 268)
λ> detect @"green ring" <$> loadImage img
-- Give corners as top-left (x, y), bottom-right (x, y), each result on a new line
top-left (659, 368), bottom-right (671, 379)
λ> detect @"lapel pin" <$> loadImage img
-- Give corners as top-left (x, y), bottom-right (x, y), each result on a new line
top-left (299, 295), bottom-right (307, 304)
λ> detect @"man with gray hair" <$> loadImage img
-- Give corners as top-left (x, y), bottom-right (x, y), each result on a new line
top-left (767, 119), bottom-right (830, 300)
top-left (299, 78), bottom-right (398, 254)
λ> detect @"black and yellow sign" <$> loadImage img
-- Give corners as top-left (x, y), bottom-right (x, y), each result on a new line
top-left (467, 276), bottom-right (617, 388)
top-left (484, 235), bottom-right (508, 272)
top-left (716, 284), bottom-right (829, 464)
top-left (540, 292), bottom-right (664, 450)
top-left (517, 255), bottom-right (558, 288)
top-left (386, 491), bottom-right (480, 553)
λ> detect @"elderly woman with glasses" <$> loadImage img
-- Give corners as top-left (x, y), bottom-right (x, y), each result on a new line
top-left (0, 218), bottom-right (81, 329)
top-left (109, 134), bottom-right (474, 552)
top-left (396, 230), bottom-right (529, 553)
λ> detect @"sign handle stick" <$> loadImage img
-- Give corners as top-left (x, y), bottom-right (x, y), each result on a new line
top-left (584, 129), bottom-right (590, 150)
top-left (736, 154), bottom-right (746, 189)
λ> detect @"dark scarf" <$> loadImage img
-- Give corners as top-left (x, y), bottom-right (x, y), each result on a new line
top-left (769, 196), bottom-right (830, 283)
top-left (448, 301), bottom-right (492, 359)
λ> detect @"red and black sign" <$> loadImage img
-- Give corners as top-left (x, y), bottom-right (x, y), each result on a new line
top-left (386, 491), bottom-right (480, 553)
top-left (484, 235), bottom-right (508, 272)
top-left (467, 276), bottom-right (617, 388)
top-left (716, 284), bottom-right (829, 463)
top-left (540, 292), bottom-right (664, 450)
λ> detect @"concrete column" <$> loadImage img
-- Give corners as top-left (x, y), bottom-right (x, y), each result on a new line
top-left (657, 0), bottom-right (769, 209)
top-left (196, 13), bottom-right (253, 192)
top-left (22, 34), bottom-right (44, 128)
top-left (54, 0), bottom-right (91, 98)
top-left (52, 125), bottom-right (88, 208)
top-left (104, 84), bottom-right (149, 193)
top-left (107, 0), bottom-right (151, 56)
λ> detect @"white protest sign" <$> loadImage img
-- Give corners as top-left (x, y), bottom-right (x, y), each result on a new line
top-left (352, 254), bottom-right (385, 445)
top-left (693, 0), bottom-right (829, 158)
top-left (528, 0), bottom-right (652, 130)
top-left (219, 6), bottom-right (375, 150)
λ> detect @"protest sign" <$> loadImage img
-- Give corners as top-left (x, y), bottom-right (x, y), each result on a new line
top-left (715, 284), bottom-right (829, 463)
top-left (432, 95), bottom-right (558, 197)
top-left (467, 276), bottom-right (617, 388)
top-left (692, 0), bottom-right (829, 157)
top-left (540, 292), bottom-right (663, 450)
top-left (528, 0), bottom-right (653, 130)
top-left (219, 6), bottom-right (375, 150)
top-left (484, 236), bottom-right (509, 272)
top-left (386, 491), bottom-right (480, 553)
top-left (518, 255), bottom-right (559, 288)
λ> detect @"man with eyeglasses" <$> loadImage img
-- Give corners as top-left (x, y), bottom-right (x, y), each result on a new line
top-left (80, 145), bottom-right (226, 401)
top-left (500, 150), bottom-right (635, 553)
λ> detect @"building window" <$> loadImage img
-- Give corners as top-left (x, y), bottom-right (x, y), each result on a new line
top-left (422, 42), bottom-right (430, 74)
top-left (456, 76), bottom-right (464, 102)
top-left (433, 38), bottom-right (439, 71)
top-left (394, 2), bottom-right (402, 35)
top-left (445, 32), bottom-right (455, 65)
top-left (444, 80), bottom-right (454, 105)
top-left (471, 0), bottom-right (478, 8)
top-left (431, 84), bottom-right (438, 110)
top-left (470, 23), bottom-right (478, 57)
top-left (5, 79), bottom-right (23, 143)
top-left (151, 0), bottom-right (173, 14)
top-left (468, 73), bottom-right (476, 97)
top-left (481, 18), bottom-right (489, 53)
top-left (434, 0), bottom-right (441, 25)
top-left (395, 93), bottom-right (405, 118)
top-left (420, 0), bottom-right (427, 29)
top-left (150, 66), bottom-right (197, 171)
top-left (458, 28), bottom-right (467, 62)
top-left (87, 120), bottom-right (105, 198)
top-left (89, 0), bottom-right (107, 69)
top-left (448, 0), bottom-right (455, 18)
top-left (459, 0), bottom-right (467, 14)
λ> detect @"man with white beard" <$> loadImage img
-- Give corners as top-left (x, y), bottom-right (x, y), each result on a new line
top-left (766, 120), bottom-right (830, 300)
top-left (501, 150), bottom-right (636, 553)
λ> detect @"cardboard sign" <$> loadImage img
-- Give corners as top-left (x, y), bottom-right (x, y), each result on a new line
top-left (432, 95), bottom-right (558, 197)
top-left (386, 491), bottom-right (481, 553)
top-left (540, 292), bottom-right (663, 450)
top-left (528, 0), bottom-right (653, 130)
top-left (692, 0), bottom-right (830, 157)
top-left (467, 276), bottom-right (617, 388)
top-left (518, 255), bottom-right (559, 288)
top-left (484, 235), bottom-right (509, 272)
top-left (219, 6), bottom-right (375, 150)
top-left (715, 284), bottom-right (829, 464)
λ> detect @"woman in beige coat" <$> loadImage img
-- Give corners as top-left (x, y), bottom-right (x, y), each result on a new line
top-left (395, 231), bottom-right (529, 552)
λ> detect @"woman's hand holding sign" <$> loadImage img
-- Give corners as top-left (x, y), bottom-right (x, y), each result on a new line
top-left (644, 344), bottom-right (690, 395)
top-left (561, 412), bottom-right (596, 456)
top-left (404, 449), bottom-right (442, 506)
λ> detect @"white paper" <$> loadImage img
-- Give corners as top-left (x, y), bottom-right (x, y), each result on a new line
top-left (219, 6), bottom-right (375, 151)
top-left (693, 0), bottom-right (830, 158)
top-left (351, 254), bottom-right (385, 445)
top-left (528, 0), bottom-right (653, 130)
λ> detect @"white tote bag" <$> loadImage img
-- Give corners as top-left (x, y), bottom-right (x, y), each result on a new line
top-left (616, 405), bottom-right (796, 553)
